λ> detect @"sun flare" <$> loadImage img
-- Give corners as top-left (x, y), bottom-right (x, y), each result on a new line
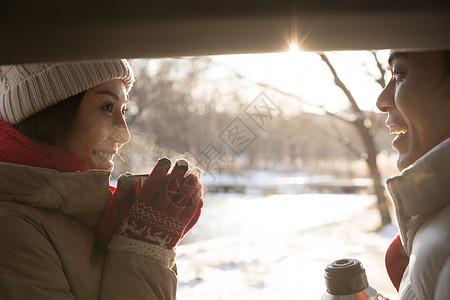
top-left (289, 43), bottom-right (301, 53)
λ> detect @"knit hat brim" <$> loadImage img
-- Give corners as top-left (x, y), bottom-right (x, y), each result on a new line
top-left (0, 59), bottom-right (134, 124)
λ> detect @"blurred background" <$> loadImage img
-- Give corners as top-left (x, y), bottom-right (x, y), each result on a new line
top-left (114, 49), bottom-right (398, 299)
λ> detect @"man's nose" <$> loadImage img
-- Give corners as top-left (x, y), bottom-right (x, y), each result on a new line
top-left (376, 79), bottom-right (395, 113)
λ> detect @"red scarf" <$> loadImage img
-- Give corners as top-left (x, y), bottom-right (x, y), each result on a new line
top-left (385, 132), bottom-right (450, 291)
top-left (0, 119), bottom-right (87, 172)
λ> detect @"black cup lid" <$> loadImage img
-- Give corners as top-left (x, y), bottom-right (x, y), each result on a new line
top-left (324, 258), bottom-right (369, 295)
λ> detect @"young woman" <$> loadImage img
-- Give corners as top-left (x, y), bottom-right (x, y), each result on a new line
top-left (0, 60), bottom-right (203, 299)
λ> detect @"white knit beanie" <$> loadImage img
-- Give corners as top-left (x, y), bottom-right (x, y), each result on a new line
top-left (0, 59), bottom-right (135, 124)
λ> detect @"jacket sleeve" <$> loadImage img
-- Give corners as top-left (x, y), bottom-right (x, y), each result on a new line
top-left (0, 214), bottom-right (77, 300)
top-left (100, 251), bottom-right (178, 299)
top-left (434, 258), bottom-right (450, 300)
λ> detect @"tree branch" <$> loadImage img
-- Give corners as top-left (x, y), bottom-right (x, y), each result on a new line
top-left (221, 62), bottom-right (356, 125)
top-left (319, 54), bottom-right (363, 119)
top-left (371, 50), bottom-right (386, 89)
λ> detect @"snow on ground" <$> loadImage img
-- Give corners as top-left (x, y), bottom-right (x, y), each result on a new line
top-left (202, 170), bottom-right (373, 195)
top-left (176, 193), bottom-right (399, 299)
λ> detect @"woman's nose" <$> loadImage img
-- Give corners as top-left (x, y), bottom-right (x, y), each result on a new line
top-left (376, 79), bottom-right (395, 113)
top-left (112, 113), bottom-right (130, 145)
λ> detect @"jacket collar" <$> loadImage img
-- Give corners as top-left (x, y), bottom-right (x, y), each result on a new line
top-left (0, 162), bottom-right (111, 227)
top-left (386, 138), bottom-right (450, 252)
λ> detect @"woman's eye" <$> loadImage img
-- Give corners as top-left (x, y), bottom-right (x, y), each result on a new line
top-left (101, 103), bottom-right (114, 113)
top-left (122, 106), bottom-right (128, 116)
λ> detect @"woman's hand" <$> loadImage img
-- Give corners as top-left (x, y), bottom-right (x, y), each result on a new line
top-left (116, 158), bottom-right (204, 249)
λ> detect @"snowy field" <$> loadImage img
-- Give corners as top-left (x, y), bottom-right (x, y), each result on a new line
top-left (177, 192), bottom-right (399, 299)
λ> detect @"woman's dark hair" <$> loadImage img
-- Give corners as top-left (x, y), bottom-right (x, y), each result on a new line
top-left (13, 91), bottom-right (85, 148)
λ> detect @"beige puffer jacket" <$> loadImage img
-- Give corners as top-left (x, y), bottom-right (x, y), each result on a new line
top-left (0, 162), bottom-right (177, 299)
top-left (386, 139), bottom-right (450, 300)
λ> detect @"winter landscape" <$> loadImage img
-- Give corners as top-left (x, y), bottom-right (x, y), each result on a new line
top-left (116, 52), bottom-right (401, 299)
top-left (176, 171), bottom-right (399, 299)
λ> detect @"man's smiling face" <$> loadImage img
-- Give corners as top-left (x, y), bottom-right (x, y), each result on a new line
top-left (376, 51), bottom-right (450, 171)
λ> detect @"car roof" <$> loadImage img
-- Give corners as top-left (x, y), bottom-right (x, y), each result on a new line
top-left (1, 0), bottom-right (449, 64)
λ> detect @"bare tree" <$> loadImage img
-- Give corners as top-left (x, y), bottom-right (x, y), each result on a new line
top-left (319, 52), bottom-right (391, 226)
top-left (223, 51), bottom-right (392, 226)
top-left (122, 54), bottom-right (393, 227)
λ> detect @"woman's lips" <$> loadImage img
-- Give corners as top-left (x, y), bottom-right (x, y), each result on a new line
top-left (96, 151), bottom-right (114, 161)
top-left (93, 150), bottom-right (115, 170)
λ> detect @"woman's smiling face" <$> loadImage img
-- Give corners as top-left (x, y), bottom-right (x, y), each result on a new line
top-left (63, 79), bottom-right (130, 171)
top-left (377, 51), bottom-right (450, 171)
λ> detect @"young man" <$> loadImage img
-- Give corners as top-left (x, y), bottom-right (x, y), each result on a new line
top-left (376, 50), bottom-right (450, 299)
